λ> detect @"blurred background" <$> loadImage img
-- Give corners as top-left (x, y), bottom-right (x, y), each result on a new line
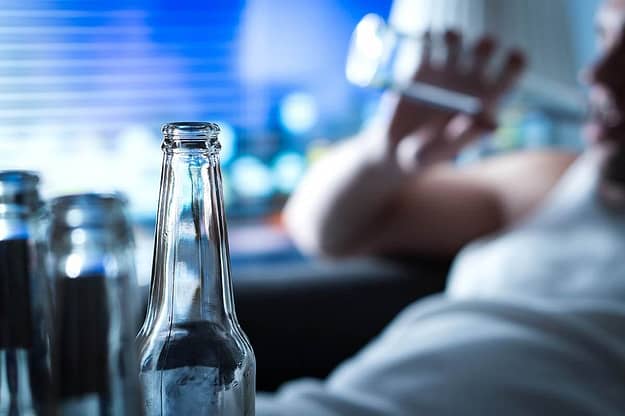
top-left (0, 0), bottom-right (601, 283)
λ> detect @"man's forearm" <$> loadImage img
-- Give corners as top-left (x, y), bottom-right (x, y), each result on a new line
top-left (283, 136), bottom-right (409, 257)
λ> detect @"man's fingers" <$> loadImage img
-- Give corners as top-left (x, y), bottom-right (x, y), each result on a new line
top-left (422, 112), bottom-right (457, 142)
top-left (444, 30), bottom-right (462, 70)
top-left (394, 112), bottom-right (455, 171)
top-left (444, 115), bottom-right (495, 159)
top-left (470, 36), bottom-right (496, 78)
top-left (493, 49), bottom-right (526, 97)
top-left (422, 30), bottom-right (433, 67)
top-left (417, 115), bottom-right (496, 165)
top-left (413, 30), bottom-right (433, 80)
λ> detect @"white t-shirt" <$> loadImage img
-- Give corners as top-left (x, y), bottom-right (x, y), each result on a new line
top-left (257, 151), bottom-right (625, 415)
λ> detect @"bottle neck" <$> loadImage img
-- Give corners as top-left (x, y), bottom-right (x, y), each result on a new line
top-left (146, 149), bottom-right (235, 328)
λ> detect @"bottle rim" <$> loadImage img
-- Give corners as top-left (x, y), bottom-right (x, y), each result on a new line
top-left (0, 170), bottom-right (42, 215)
top-left (161, 121), bottom-right (221, 152)
top-left (50, 192), bottom-right (130, 229)
top-left (50, 192), bottom-right (128, 210)
top-left (0, 170), bottom-right (40, 188)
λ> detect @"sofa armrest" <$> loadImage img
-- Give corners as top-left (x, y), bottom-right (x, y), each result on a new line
top-left (233, 256), bottom-right (450, 392)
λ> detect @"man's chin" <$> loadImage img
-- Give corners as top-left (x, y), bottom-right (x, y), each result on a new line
top-left (583, 121), bottom-right (625, 146)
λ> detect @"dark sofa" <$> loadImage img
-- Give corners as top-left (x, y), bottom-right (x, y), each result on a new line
top-left (233, 257), bottom-right (450, 392)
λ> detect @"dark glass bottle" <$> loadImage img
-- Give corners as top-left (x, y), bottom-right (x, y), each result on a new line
top-left (0, 171), bottom-right (52, 416)
top-left (48, 193), bottom-right (143, 416)
top-left (137, 122), bottom-right (255, 415)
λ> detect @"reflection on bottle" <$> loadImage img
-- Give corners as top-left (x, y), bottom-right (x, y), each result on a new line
top-left (142, 321), bottom-right (251, 415)
top-left (55, 275), bottom-right (110, 401)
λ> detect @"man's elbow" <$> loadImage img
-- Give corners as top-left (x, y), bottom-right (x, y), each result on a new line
top-left (282, 203), bottom-right (360, 259)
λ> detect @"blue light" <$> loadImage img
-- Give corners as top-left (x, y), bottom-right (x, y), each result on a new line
top-left (230, 156), bottom-right (273, 199)
top-left (214, 121), bottom-right (237, 164)
top-left (279, 92), bottom-right (319, 135)
top-left (221, 171), bottom-right (233, 206)
top-left (272, 152), bottom-right (306, 193)
top-left (0, 0), bottom-right (393, 220)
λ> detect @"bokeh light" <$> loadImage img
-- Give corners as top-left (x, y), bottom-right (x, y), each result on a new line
top-left (272, 151), bottom-right (306, 194)
top-left (230, 155), bottom-right (273, 199)
top-left (214, 121), bottom-right (237, 164)
top-left (279, 92), bottom-right (319, 135)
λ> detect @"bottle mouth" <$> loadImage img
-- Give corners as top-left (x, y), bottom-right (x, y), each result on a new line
top-left (0, 170), bottom-right (42, 214)
top-left (0, 170), bottom-right (40, 187)
top-left (161, 122), bottom-right (221, 152)
top-left (50, 192), bottom-right (130, 229)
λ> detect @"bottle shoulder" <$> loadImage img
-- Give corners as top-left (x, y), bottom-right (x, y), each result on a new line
top-left (138, 320), bottom-right (253, 385)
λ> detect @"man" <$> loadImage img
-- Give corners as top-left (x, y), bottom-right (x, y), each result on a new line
top-left (257, 0), bottom-right (625, 414)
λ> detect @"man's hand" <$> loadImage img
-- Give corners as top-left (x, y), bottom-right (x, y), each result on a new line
top-left (376, 30), bottom-right (526, 172)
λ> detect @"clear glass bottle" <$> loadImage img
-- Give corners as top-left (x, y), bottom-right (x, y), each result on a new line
top-left (0, 171), bottom-right (52, 416)
top-left (48, 193), bottom-right (143, 416)
top-left (137, 122), bottom-right (255, 416)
